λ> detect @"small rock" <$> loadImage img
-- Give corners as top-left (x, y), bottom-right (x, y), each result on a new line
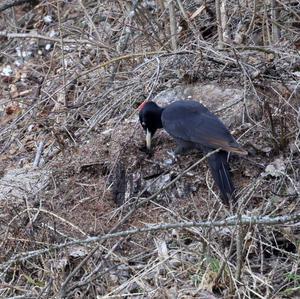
top-left (163, 159), bottom-right (173, 166)
top-left (1, 65), bottom-right (13, 76)
top-left (43, 15), bottom-right (53, 23)
top-left (263, 158), bottom-right (285, 177)
top-left (45, 44), bottom-right (52, 51)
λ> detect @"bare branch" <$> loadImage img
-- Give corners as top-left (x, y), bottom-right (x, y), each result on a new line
top-left (271, 0), bottom-right (281, 43)
top-left (168, 0), bottom-right (177, 50)
top-left (215, 0), bottom-right (224, 48)
top-left (32, 141), bottom-right (44, 168)
top-left (2, 213), bottom-right (300, 270)
top-left (0, 31), bottom-right (109, 48)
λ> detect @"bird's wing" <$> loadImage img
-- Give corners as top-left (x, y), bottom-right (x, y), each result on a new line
top-left (161, 101), bottom-right (246, 155)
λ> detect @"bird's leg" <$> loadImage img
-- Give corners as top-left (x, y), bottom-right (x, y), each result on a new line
top-left (166, 140), bottom-right (194, 162)
top-left (166, 151), bottom-right (177, 161)
top-left (174, 139), bottom-right (194, 155)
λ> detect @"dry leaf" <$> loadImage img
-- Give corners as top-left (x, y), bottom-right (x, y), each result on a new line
top-left (0, 104), bottom-right (22, 125)
top-left (200, 269), bottom-right (218, 292)
top-left (155, 238), bottom-right (169, 261)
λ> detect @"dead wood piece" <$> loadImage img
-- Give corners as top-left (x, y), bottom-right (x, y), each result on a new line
top-left (110, 161), bottom-right (126, 206)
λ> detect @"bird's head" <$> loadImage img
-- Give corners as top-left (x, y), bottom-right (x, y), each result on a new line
top-left (138, 101), bottom-right (163, 150)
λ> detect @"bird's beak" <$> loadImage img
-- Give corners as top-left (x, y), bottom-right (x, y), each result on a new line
top-left (146, 129), bottom-right (152, 150)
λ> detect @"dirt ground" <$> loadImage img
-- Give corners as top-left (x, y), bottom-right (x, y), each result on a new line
top-left (0, 1), bottom-right (300, 298)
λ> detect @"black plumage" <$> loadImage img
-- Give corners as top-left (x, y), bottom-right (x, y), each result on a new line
top-left (138, 100), bottom-right (247, 204)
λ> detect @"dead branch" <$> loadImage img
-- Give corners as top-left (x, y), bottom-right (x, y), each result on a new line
top-left (215, 0), bottom-right (224, 48)
top-left (271, 0), bottom-right (281, 43)
top-left (0, 31), bottom-right (109, 48)
top-left (245, 0), bottom-right (258, 36)
top-left (2, 212), bottom-right (300, 271)
top-left (32, 141), bottom-right (44, 167)
top-left (235, 215), bottom-right (244, 281)
top-left (168, 0), bottom-right (177, 50)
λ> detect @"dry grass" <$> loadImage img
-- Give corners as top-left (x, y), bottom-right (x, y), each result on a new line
top-left (0, 0), bottom-right (300, 298)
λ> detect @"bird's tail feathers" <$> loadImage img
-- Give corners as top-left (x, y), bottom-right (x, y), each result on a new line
top-left (207, 151), bottom-right (235, 204)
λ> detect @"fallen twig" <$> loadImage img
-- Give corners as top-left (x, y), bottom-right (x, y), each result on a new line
top-left (1, 211), bottom-right (299, 271)
top-left (0, 31), bottom-right (109, 48)
top-left (33, 141), bottom-right (44, 167)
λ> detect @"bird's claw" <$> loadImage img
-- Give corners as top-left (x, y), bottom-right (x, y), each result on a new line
top-left (167, 151), bottom-right (178, 162)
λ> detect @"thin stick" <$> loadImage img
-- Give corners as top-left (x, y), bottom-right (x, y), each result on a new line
top-left (0, 31), bottom-right (109, 48)
top-left (245, 0), bottom-right (257, 36)
top-left (56, 0), bottom-right (67, 107)
top-left (235, 215), bottom-right (244, 281)
top-left (2, 212), bottom-right (300, 271)
top-left (271, 0), bottom-right (281, 43)
top-left (78, 0), bottom-right (102, 41)
top-left (168, 0), bottom-right (177, 50)
top-left (215, 0), bottom-right (224, 48)
top-left (33, 141), bottom-right (44, 167)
